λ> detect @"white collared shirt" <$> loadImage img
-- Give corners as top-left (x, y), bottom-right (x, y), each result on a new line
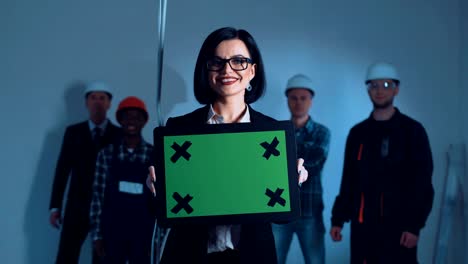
top-left (88, 119), bottom-right (109, 135)
top-left (206, 104), bottom-right (249, 253)
top-left (207, 104), bottom-right (250, 124)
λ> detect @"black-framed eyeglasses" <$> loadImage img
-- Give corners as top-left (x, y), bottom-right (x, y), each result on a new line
top-left (367, 81), bottom-right (397, 91)
top-left (206, 57), bottom-right (253, 72)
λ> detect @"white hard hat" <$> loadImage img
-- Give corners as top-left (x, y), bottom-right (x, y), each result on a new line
top-left (285, 74), bottom-right (315, 97)
top-left (84, 81), bottom-right (113, 98)
top-left (365, 62), bottom-right (400, 84)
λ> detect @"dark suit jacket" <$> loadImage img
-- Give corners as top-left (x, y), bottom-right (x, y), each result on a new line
top-left (160, 105), bottom-right (278, 264)
top-left (49, 120), bottom-right (121, 219)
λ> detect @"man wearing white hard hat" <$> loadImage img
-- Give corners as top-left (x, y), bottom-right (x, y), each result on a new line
top-left (330, 62), bottom-right (434, 263)
top-left (272, 74), bottom-right (330, 264)
top-left (49, 81), bottom-right (121, 263)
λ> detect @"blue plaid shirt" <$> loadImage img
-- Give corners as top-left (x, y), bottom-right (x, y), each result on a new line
top-left (89, 140), bottom-right (153, 241)
top-left (296, 117), bottom-right (330, 217)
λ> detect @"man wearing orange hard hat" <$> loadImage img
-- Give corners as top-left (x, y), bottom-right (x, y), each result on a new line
top-left (90, 96), bottom-right (155, 263)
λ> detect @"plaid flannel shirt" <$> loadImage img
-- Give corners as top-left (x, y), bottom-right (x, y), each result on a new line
top-left (296, 117), bottom-right (330, 217)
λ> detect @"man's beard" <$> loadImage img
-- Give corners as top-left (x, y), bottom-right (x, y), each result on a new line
top-left (372, 97), bottom-right (394, 109)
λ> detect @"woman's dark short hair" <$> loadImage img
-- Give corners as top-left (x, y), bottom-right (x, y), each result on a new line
top-left (193, 27), bottom-right (266, 105)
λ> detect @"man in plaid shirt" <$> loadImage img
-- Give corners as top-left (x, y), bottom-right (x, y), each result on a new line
top-left (89, 96), bottom-right (155, 263)
top-left (272, 74), bottom-right (330, 264)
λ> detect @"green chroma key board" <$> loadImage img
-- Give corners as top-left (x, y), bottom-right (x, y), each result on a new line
top-left (153, 121), bottom-right (300, 226)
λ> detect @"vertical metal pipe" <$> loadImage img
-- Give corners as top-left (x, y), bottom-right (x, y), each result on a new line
top-left (155, 0), bottom-right (167, 127)
top-left (152, 2), bottom-right (167, 264)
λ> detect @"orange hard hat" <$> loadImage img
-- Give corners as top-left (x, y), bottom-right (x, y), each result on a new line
top-left (116, 96), bottom-right (149, 123)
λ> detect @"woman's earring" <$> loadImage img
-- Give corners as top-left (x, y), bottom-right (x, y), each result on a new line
top-left (246, 83), bottom-right (252, 91)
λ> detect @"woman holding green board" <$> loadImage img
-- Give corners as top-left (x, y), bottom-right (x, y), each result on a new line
top-left (147, 26), bottom-right (308, 264)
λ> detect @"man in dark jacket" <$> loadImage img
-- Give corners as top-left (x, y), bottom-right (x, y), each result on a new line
top-left (49, 82), bottom-right (121, 263)
top-left (330, 62), bottom-right (434, 264)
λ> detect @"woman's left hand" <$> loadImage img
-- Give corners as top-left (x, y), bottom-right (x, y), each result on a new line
top-left (297, 158), bottom-right (308, 185)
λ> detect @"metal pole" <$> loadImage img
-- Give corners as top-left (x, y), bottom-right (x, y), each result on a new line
top-left (152, 1), bottom-right (167, 264)
top-left (155, 0), bottom-right (167, 127)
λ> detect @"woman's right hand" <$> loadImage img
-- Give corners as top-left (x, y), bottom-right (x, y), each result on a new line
top-left (146, 166), bottom-right (156, 197)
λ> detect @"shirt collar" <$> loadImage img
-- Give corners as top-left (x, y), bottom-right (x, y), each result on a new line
top-left (88, 119), bottom-right (109, 132)
top-left (118, 138), bottom-right (148, 153)
top-left (369, 107), bottom-right (401, 123)
top-left (296, 116), bottom-right (315, 132)
top-left (207, 104), bottom-right (251, 124)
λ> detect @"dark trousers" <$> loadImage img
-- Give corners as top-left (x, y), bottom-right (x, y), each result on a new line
top-left (56, 212), bottom-right (101, 264)
top-left (102, 239), bottom-right (150, 264)
top-left (102, 231), bottom-right (151, 264)
top-left (207, 249), bottom-right (240, 264)
top-left (350, 222), bottom-right (418, 264)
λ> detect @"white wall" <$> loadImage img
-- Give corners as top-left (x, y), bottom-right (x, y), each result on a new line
top-left (1, 0), bottom-right (464, 263)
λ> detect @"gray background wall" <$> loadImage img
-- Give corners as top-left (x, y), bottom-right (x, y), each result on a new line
top-left (1, 0), bottom-right (466, 263)
top-left (458, 0), bottom-right (468, 261)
